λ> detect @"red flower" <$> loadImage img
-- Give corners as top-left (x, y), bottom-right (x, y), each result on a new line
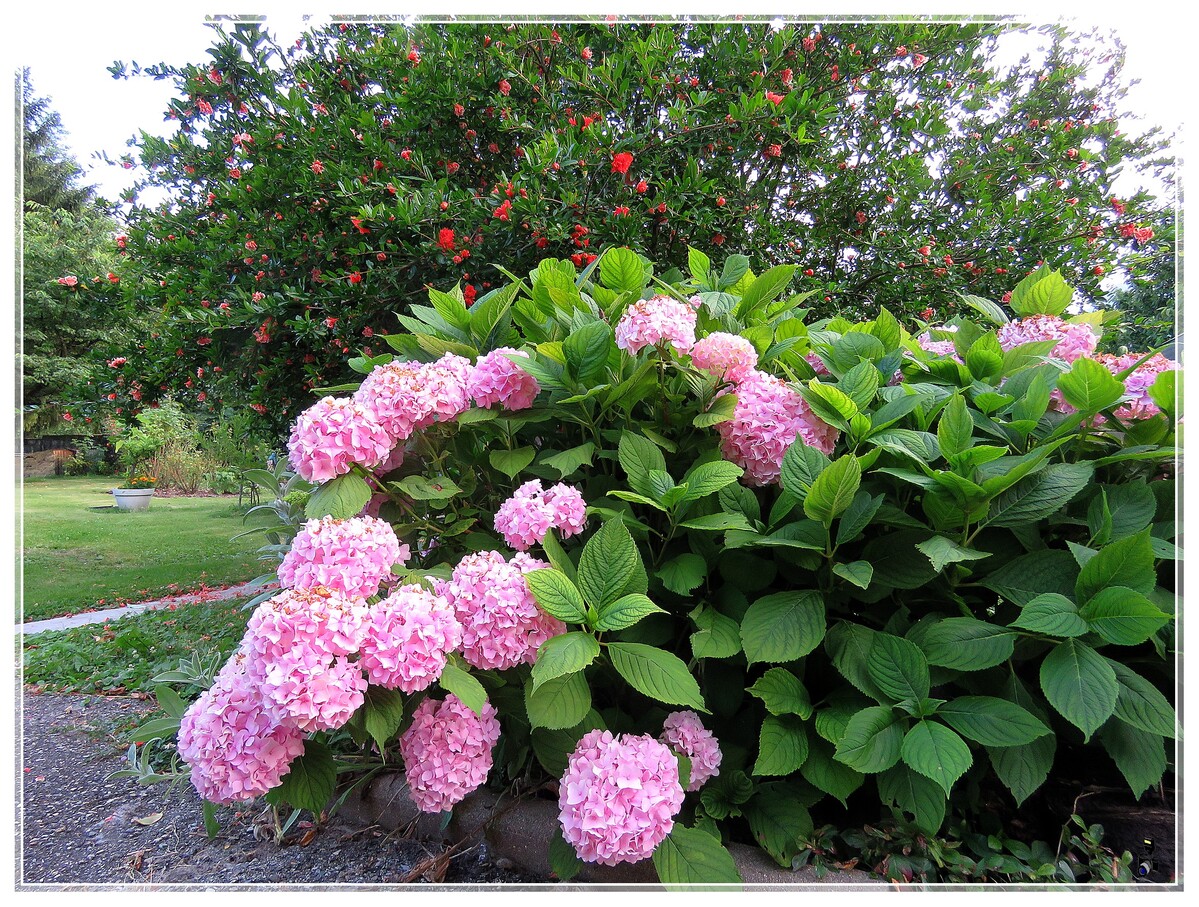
top-left (438, 228), bottom-right (456, 251)
top-left (446, 162), bottom-right (460, 175)
top-left (349, 271), bottom-right (363, 284)
top-left (802, 36), bottom-right (816, 53)
top-left (310, 160), bottom-right (324, 174)
top-left (245, 240), bottom-right (257, 251)
top-left (855, 211), bottom-right (867, 225)
top-left (582, 47), bottom-right (593, 61)
top-left (1111, 197), bottom-right (1126, 214)
top-left (912, 53), bottom-right (928, 68)
top-left (229, 168), bottom-right (241, 179)
top-left (781, 68), bottom-right (793, 85)
top-left (611, 152), bottom-right (634, 174)
top-left (351, 216), bottom-right (370, 234)
top-left (57, 275), bottom-right (78, 287)
top-left (61, 412), bottom-right (73, 422)
top-left (494, 200), bottom-right (512, 221)
top-left (1134, 227), bottom-right (1155, 243)
top-left (763, 144), bottom-right (782, 159)
top-left (499, 79), bottom-right (512, 95)
top-left (614, 206), bottom-right (630, 216)
top-left (324, 316), bottom-right (338, 328)
top-left (463, 284), bottom-right (477, 305)
top-left (408, 48), bottom-right (421, 64)
top-left (400, 149), bottom-right (412, 161)
top-left (198, 336), bottom-right (212, 346)
top-left (1092, 266), bottom-right (1105, 276)
top-left (716, 197), bottom-right (726, 207)
top-left (635, 180), bottom-right (648, 194)
top-left (766, 91), bottom-right (785, 105)
top-left (803, 269), bottom-right (815, 277)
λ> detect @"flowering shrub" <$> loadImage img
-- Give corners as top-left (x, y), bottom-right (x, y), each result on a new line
top-left (161, 250), bottom-right (1178, 884)
top-left (120, 474), bottom-right (158, 489)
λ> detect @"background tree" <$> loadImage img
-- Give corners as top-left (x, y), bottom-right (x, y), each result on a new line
top-left (21, 70), bottom-right (97, 213)
top-left (1099, 207), bottom-right (1178, 353)
top-left (76, 18), bottom-right (1172, 435)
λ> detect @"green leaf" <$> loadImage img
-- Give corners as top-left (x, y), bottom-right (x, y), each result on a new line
top-left (717, 254), bottom-right (750, 291)
top-left (306, 471), bottom-right (372, 519)
top-left (600, 247), bottom-right (649, 294)
top-left (736, 264), bottom-right (797, 316)
top-left (958, 293), bottom-right (1010, 325)
top-left (1057, 357), bottom-right (1126, 413)
top-left (779, 440), bottom-right (830, 502)
top-left (129, 716), bottom-right (182, 742)
top-left (832, 560), bottom-right (873, 589)
top-left (982, 549), bottom-right (1079, 606)
top-left (525, 671), bottom-right (592, 730)
top-left (689, 605), bottom-right (743, 659)
top-left (867, 634), bottom-right (931, 703)
top-left (985, 463), bottom-right (1094, 528)
top-left (1075, 528), bottom-right (1157, 603)
top-left (836, 491), bottom-right (884, 546)
top-left (539, 443), bottom-right (596, 479)
top-left (653, 825), bottom-right (743, 887)
top-left (531, 632), bottom-right (601, 692)
top-left (524, 568), bottom-right (588, 624)
top-left (965, 334), bottom-right (1004, 380)
top-left (606, 642), bottom-right (707, 711)
top-left (265, 739), bottom-right (336, 815)
top-left (1039, 639), bottom-right (1118, 740)
top-left (1008, 266), bottom-right (1073, 317)
top-left (825, 622), bottom-right (886, 701)
top-left (549, 826), bottom-right (584, 881)
top-left (681, 461), bottom-right (744, 500)
top-left (838, 360), bottom-right (880, 411)
top-left (803, 454), bottom-right (862, 525)
top-left (658, 553), bottom-right (708, 596)
top-left (1107, 660), bottom-right (1176, 738)
top-left (1148, 369), bottom-right (1177, 418)
top-left (362, 686), bottom-right (406, 751)
top-left (152, 684), bottom-right (187, 720)
top-left (202, 800), bottom-right (221, 839)
top-left (540, 529), bottom-right (577, 583)
top-left (915, 536), bottom-right (992, 574)
top-left (936, 697), bottom-right (1051, 746)
top-left (936, 394), bottom-right (974, 459)
top-left (747, 668), bottom-right (812, 718)
top-left (618, 431), bottom-right (667, 496)
top-left (1087, 483), bottom-right (1156, 542)
top-left (900, 720), bottom-right (972, 797)
top-left (563, 321), bottom-right (614, 383)
top-left (800, 737), bottom-right (865, 807)
top-left (1077, 586), bottom-right (1170, 646)
top-left (576, 517), bottom-right (647, 609)
top-left (922, 618), bottom-right (1016, 671)
top-left (593, 593), bottom-right (665, 632)
top-left (743, 784), bottom-right (814, 867)
top-left (754, 715), bottom-right (809, 776)
top-left (834, 706), bottom-right (904, 773)
top-left (694, 392), bottom-right (737, 428)
top-left (1098, 719), bottom-right (1166, 799)
top-left (987, 735), bottom-right (1056, 807)
top-left (878, 764), bottom-right (947, 834)
top-left (439, 663), bottom-right (488, 716)
top-left (394, 474), bottom-right (462, 502)
top-left (687, 246), bottom-right (712, 284)
top-left (740, 590), bottom-right (826, 665)
top-left (678, 512), bottom-right (755, 531)
top-left (1011, 593), bottom-right (1089, 638)
top-left (489, 446), bottom-right (537, 479)
top-left (802, 380), bottom-right (859, 429)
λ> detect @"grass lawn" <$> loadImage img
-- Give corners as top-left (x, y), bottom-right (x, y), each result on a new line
top-left (20, 476), bottom-right (266, 622)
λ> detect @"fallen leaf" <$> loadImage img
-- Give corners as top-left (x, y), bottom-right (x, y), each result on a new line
top-left (299, 828), bottom-right (317, 847)
top-left (132, 812), bottom-right (164, 826)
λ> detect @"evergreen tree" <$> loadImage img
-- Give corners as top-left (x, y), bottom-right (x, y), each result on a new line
top-left (21, 70), bottom-right (96, 212)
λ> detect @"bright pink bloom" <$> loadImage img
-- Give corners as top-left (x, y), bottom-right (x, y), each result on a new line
top-left (256, 649), bottom-right (367, 732)
top-left (469, 348), bottom-right (540, 410)
top-left (997, 314), bottom-right (1098, 363)
top-left (558, 730), bottom-right (684, 866)
top-left (57, 275), bottom-right (78, 287)
top-left (357, 584), bottom-right (463, 692)
top-left (1096, 352), bottom-right (1179, 422)
top-left (437, 550), bottom-right (564, 670)
top-left (354, 355), bottom-right (472, 443)
top-left (690, 332), bottom-right (758, 383)
top-left (243, 586), bottom-right (371, 663)
top-left (660, 711), bottom-right (722, 791)
top-left (399, 696), bottom-right (501, 813)
top-left (615, 295), bottom-right (697, 355)
top-left (287, 396), bottom-right (393, 483)
top-left (915, 331), bottom-right (961, 360)
top-left (495, 480), bottom-right (586, 551)
top-left (310, 160), bottom-right (324, 174)
top-left (278, 515), bottom-right (406, 600)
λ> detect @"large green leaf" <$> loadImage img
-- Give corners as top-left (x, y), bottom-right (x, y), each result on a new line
top-left (1008, 266), bottom-right (1073, 316)
top-left (439, 663), bottom-right (488, 716)
top-left (936, 394), bottom-right (974, 459)
top-left (593, 593), bottom-right (665, 632)
top-left (1057, 357), bottom-right (1126, 413)
top-left (264, 739), bottom-right (336, 815)
top-left (618, 430), bottom-right (667, 496)
top-left (563, 320), bottom-right (614, 383)
top-left (1075, 528), bottom-right (1157, 603)
top-left (525, 671), bottom-right (592, 730)
top-left (531, 632), bottom-right (601, 692)
top-left (743, 784), bottom-right (814, 867)
top-left (549, 826), bottom-right (584, 882)
top-left (653, 825), bottom-right (743, 887)
top-left (987, 735), bottom-right (1056, 808)
top-left (747, 668), bottom-right (812, 718)
top-left (606, 642), bottom-right (707, 712)
top-left (900, 720), bottom-right (972, 796)
top-left (753, 715), bottom-right (809, 776)
top-left (600, 247), bottom-right (649, 294)
top-left (489, 446), bottom-right (537, 478)
top-left (834, 706), bottom-right (904, 773)
top-left (825, 622), bottom-right (886, 701)
top-left (681, 461), bottom-right (744, 501)
top-left (936, 696), bottom-right (1050, 746)
top-left (362, 686), bottom-right (406, 752)
top-left (576, 517), bottom-right (647, 609)
top-left (800, 737), bottom-right (865, 806)
top-left (922, 618), bottom-right (1016, 671)
top-left (779, 440), bottom-right (830, 502)
top-left (689, 604), bottom-right (742, 660)
top-left (802, 454), bottom-right (862, 525)
top-left (878, 763), bottom-right (947, 834)
top-left (982, 549), bottom-right (1078, 606)
top-left (1107, 660), bottom-right (1177, 738)
top-left (1098, 719), bottom-right (1167, 799)
top-left (1077, 586), bottom-right (1171, 646)
top-left (1039, 639), bottom-right (1118, 740)
top-left (524, 568), bottom-right (588, 624)
top-left (1087, 483), bottom-right (1156, 543)
top-left (740, 590), bottom-right (826, 665)
top-left (736, 264), bottom-right (797, 316)
top-left (306, 471), bottom-right (372, 519)
top-left (867, 633), bottom-right (930, 703)
top-left (539, 442), bottom-right (597, 480)
top-left (836, 491), bottom-right (884, 546)
top-left (658, 553), bottom-right (708, 596)
top-left (1010, 593), bottom-right (1089, 638)
top-left (915, 535), bottom-right (991, 574)
top-left (985, 463), bottom-right (1093, 528)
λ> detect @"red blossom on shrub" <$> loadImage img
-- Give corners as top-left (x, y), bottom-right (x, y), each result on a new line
top-left (611, 152), bottom-right (634, 174)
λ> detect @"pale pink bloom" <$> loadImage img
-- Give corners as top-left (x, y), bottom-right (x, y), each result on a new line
top-left (804, 351), bottom-right (831, 375)
top-left (256, 650), bottom-right (367, 732)
top-left (470, 347), bottom-right (540, 410)
top-left (915, 332), bottom-right (960, 359)
top-left (1096, 352), bottom-right (1179, 422)
top-left (997, 314), bottom-right (1098, 363)
top-left (278, 515), bottom-right (406, 600)
top-left (287, 396), bottom-right (393, 483)
top-left (615, 295), bottom-right (697, 355)
top-left (354, 356), bottom-right (471, 443)
top-left (399, 695), bottom-right (501, 813)
top-left (242, 586), bottom-right (372, 662)
top-left (358, 584), bottom-right (463, 692)
top-left (691, 332), bottom-right (758, 383)
top-left (660, 711), bottom-right (722, 791)
top-left (558, 730), bottom-right (684, 866)
top-left (494, 480), bottom-right (587, 551)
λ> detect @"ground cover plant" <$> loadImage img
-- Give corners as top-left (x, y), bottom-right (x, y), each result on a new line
top-left (21, 476), bottom-right (262, 621)
top-left (139, 249), bottom-right (1179, 884)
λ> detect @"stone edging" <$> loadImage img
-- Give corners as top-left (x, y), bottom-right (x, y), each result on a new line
top-left (337, 772), bottom-right (883, 887)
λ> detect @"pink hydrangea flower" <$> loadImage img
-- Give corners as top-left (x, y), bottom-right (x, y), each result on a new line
top-left (287, 396), bottom-right (393, 483)
top-left (357, 584), bottom-right (463, 692)
top-left (354, 355), bottom-right (471, 443)
top-left (691, 332), bottom-right (759, 383)
top-left (997, 314), bottom-right (1098, 363)
top-left (1097, 352), bottom-right (1178, 422)
top-left (176, 653), bottom-right (306, 805)
top-left (915, 332), bottom-right (961, 359)
top-left (558, 730), bottom-right (685, 866)
top-left (494, 480), bottom-right (587, 551)
top-left (398, 695), bottom-right (502, 813)
top-left (242, 586), bottom-right (371, 661)
top-left (804, 351), bottom-right (831, 375)
top-left (615, 295), bottom-right (697, 355)
top-left (660, 711), bottom-right (723, 791)
top-left (256, 650), bottom-right (368, 732)
top-left (470, 348), bottom-right (540, 410)
top-left (278, 515), bottom-right (407, 600)
top-left (437, 550), bottom-right (565, 670)
top-left (716, 369), bottom-right (839, 485)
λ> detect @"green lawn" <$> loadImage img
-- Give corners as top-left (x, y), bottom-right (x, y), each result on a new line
top-left (20, 476), bottom-right (266, 622)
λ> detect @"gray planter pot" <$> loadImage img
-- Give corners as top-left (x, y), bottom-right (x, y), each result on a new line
top-left (112, 488), bottom-right (155, 511)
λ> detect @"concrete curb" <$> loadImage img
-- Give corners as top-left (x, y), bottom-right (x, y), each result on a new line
top-left (337, 773), bottom-right (883, 888)
top-left (18, 581), bottom-right (277, 636)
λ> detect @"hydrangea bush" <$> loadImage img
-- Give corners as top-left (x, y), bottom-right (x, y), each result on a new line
top-left (160, 249), bottom-right (1178, 884)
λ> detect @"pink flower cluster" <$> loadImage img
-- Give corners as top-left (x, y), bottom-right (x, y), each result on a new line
top-left (1097, 352), bottom-right (1178, 422)
top-left (558, 730), bottom-right (685, 866)
top-left (494, 480), bottom-right (587, 551)
top-left (469, 348), bottom-right (540, 410)
top-left (691, 332), bottom-right (758, 383)
top-left (997, 314), bottom-right (1098, 363)
top-left (176, 655), bottom-right (306, 804)
top-left (354, 353), bottom-right (472, 444)
top-left (615, 295), bottom-right (697, 355)
top-left (436, 550), bottom-right (565, 670)
top-left (716, 369), bottom-right (839, 485)
top-left (398, 695), bottom-right (502, 813)
top-left (357, 584), bottom-right (462, 692)
top-left (287, 396), bottom-right (393, 483)
top-left (659, 711), bottom-right (723, 791)
top-left (279, 515), bottom-right (407, 600)
top-left (915, 331), bottom-right (960, 359)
